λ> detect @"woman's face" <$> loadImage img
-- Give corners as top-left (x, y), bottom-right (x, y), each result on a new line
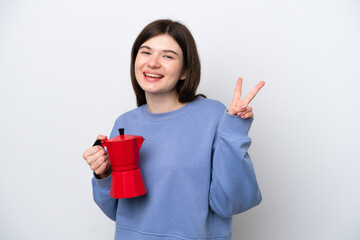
top-left (134, 34), bottom-right (185, 98)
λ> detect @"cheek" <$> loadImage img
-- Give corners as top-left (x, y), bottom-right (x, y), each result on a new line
top-left (173, 58), bottom-right (184, 74)
top-left (164, 61), bottom-right (180, 75)
top-left (134, 58), bottom-right (141, 72)
top-left (134, 59), bottom-right (143, 79)
top-left (173, 63), bottom-right (184, 76)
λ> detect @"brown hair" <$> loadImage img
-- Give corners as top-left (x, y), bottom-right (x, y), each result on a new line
top-left (130, 19), bottom-right (205, 107)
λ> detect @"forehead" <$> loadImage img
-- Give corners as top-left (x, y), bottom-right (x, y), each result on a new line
top-left (141, 34), bottom-right (182, 54)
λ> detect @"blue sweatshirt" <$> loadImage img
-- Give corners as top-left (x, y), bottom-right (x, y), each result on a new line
top-left (92, 96), bottom-right (262, 240)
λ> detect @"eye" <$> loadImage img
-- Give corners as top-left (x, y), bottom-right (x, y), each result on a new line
top-left (164, 55), bottom-right (174, 59)
top-left (140, 51), bottom-right (151, 55)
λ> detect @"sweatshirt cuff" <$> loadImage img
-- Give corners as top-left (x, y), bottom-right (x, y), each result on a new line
top-left (93, 173), bottom-right (112, 189)
top-left (218, 110), bottom-right (253, 137)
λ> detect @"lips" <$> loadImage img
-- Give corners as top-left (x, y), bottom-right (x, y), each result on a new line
top-left (143, 71), bottom-right (164, 82)
top-left (144, 72), bottom-right (163, 78)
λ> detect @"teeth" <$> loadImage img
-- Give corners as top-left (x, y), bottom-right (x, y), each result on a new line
top-left (145, 73), bottom-right (162, 78)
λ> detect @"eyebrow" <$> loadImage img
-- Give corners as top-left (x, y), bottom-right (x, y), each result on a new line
top-left (139, 45), bottom-right (179, 56)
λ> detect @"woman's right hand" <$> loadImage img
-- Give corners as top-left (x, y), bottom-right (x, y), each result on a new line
top-left (83, 135), bottom-right (112, 179)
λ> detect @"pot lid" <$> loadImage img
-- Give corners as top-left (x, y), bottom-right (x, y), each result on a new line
top-left (105, 128), bottom-right (144, 142)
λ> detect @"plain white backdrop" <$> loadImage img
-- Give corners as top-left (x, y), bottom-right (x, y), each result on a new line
top-left (1, 0), bottom-right (359, 239)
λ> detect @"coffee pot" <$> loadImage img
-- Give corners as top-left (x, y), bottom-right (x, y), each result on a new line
top-left (93, 128), bottom-right (146, 199)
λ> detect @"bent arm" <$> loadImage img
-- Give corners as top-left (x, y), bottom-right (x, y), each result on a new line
top-left (92, 175), bottom-right (118, 221)
top-left (209, 112), bottom-right (262, 218)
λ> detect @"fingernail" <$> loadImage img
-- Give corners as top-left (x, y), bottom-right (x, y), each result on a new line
top-left (241, 104), bottom-right (247, 109)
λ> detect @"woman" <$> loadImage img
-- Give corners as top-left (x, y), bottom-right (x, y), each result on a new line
top-left (83, 19), bottom-right (264, 240)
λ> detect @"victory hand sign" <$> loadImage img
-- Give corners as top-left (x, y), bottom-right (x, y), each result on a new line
top-left (228, 77), bottom-right (265, 119)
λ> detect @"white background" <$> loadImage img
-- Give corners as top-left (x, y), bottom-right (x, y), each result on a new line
top-left (1, 0), bottom-right (359, 239)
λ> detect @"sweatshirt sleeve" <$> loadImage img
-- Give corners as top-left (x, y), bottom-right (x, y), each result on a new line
top-left (209, 111), bottom-right (262, 218)
top-left (91, 121), bottom-right (122, 221)
top-left (92, 174), bottom-right (118, 221)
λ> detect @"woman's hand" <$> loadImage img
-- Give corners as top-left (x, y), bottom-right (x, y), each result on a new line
top-left (83, 135), bottom-right (112, 179)
top-left (228, 77), bottom-right (265, 119)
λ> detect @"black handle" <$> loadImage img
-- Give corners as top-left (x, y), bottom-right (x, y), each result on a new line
top-left (93, 128), bottom-right (124, 147)
top-left (119, 128), bottom-right (124, 135)
top-left (92, 139), bottom-right (103, 147)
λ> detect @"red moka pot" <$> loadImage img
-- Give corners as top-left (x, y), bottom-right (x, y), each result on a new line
top-left (94, 128), bottom-right (146, 199)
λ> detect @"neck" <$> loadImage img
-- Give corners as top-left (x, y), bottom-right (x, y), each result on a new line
top-left (145, 90), bottom-right (186, 113)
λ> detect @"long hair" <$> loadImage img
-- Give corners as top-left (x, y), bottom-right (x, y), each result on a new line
top-left (130, 19), bottom-right (204, 107)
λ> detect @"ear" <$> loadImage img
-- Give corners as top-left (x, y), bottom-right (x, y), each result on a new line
top-left (179, 70), bottom-right (187, 81)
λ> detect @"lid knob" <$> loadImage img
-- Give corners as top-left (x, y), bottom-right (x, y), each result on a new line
top-left (118, 128), bottom-right (124, 135)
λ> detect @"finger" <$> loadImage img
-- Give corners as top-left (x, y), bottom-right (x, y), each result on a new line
top-left (244, 105), bottom-right (253, 113)
top-left (92, 148), bottom-right (107, 161)
top-left (91, 155), bottom-right (108, 171)
top-left (237, 106), bottom-right (253, 117)
top-left (90, 151), bottom-right (108, 168)
top-left (236, 106), bottom-right (253, 115)
top-left (85, 151), bottom-right (101, 166)
top-left (245, 112), bottom-right (254, 119)
top-left (243, 81), bottom-right (265, 104)
top-left (84, 148), bottom-right (107, 168)
top-left (238, 112), bottom-right (254, 119)
top-left (84, 135), bottom-right (107, 159)
top-left (94, 160), bottom-right (110, 175)
top-left (228, 103), bottom-right (248, 115)
top-left (83, 146), bottom-right (104, 159)
top-left (96, 135), bottom-right (108, 140)
top-left (232, 77), bottom-right (243, 101)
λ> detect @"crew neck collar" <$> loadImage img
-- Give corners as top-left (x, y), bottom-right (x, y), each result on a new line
top-left (140, 96), bottom-right (202, 121)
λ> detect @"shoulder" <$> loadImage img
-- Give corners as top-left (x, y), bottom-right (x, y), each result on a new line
top-left (188, 97), bottom-right (227, 125)
top-left (195, 96), bottom-right (227, 113)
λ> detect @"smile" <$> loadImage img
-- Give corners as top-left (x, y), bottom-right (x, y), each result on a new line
top-left (144, 72), bottom-right (164, 79)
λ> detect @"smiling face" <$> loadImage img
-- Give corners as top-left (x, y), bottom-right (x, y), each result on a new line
top-left (134, 34), bottom-right (185, 98)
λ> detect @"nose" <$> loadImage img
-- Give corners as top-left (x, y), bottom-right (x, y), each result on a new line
top-left (147, 55), bottom-right (160, 69)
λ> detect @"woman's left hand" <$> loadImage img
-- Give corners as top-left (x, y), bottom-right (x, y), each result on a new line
top-left (228, 77), bottom-right (265, 119)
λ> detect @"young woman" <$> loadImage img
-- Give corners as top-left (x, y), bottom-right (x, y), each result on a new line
top-left (83, 19), bottom-right (264, 240)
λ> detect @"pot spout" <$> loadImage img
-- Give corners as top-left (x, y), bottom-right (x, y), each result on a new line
top-left (137, 138), bottom-right (145, 150)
